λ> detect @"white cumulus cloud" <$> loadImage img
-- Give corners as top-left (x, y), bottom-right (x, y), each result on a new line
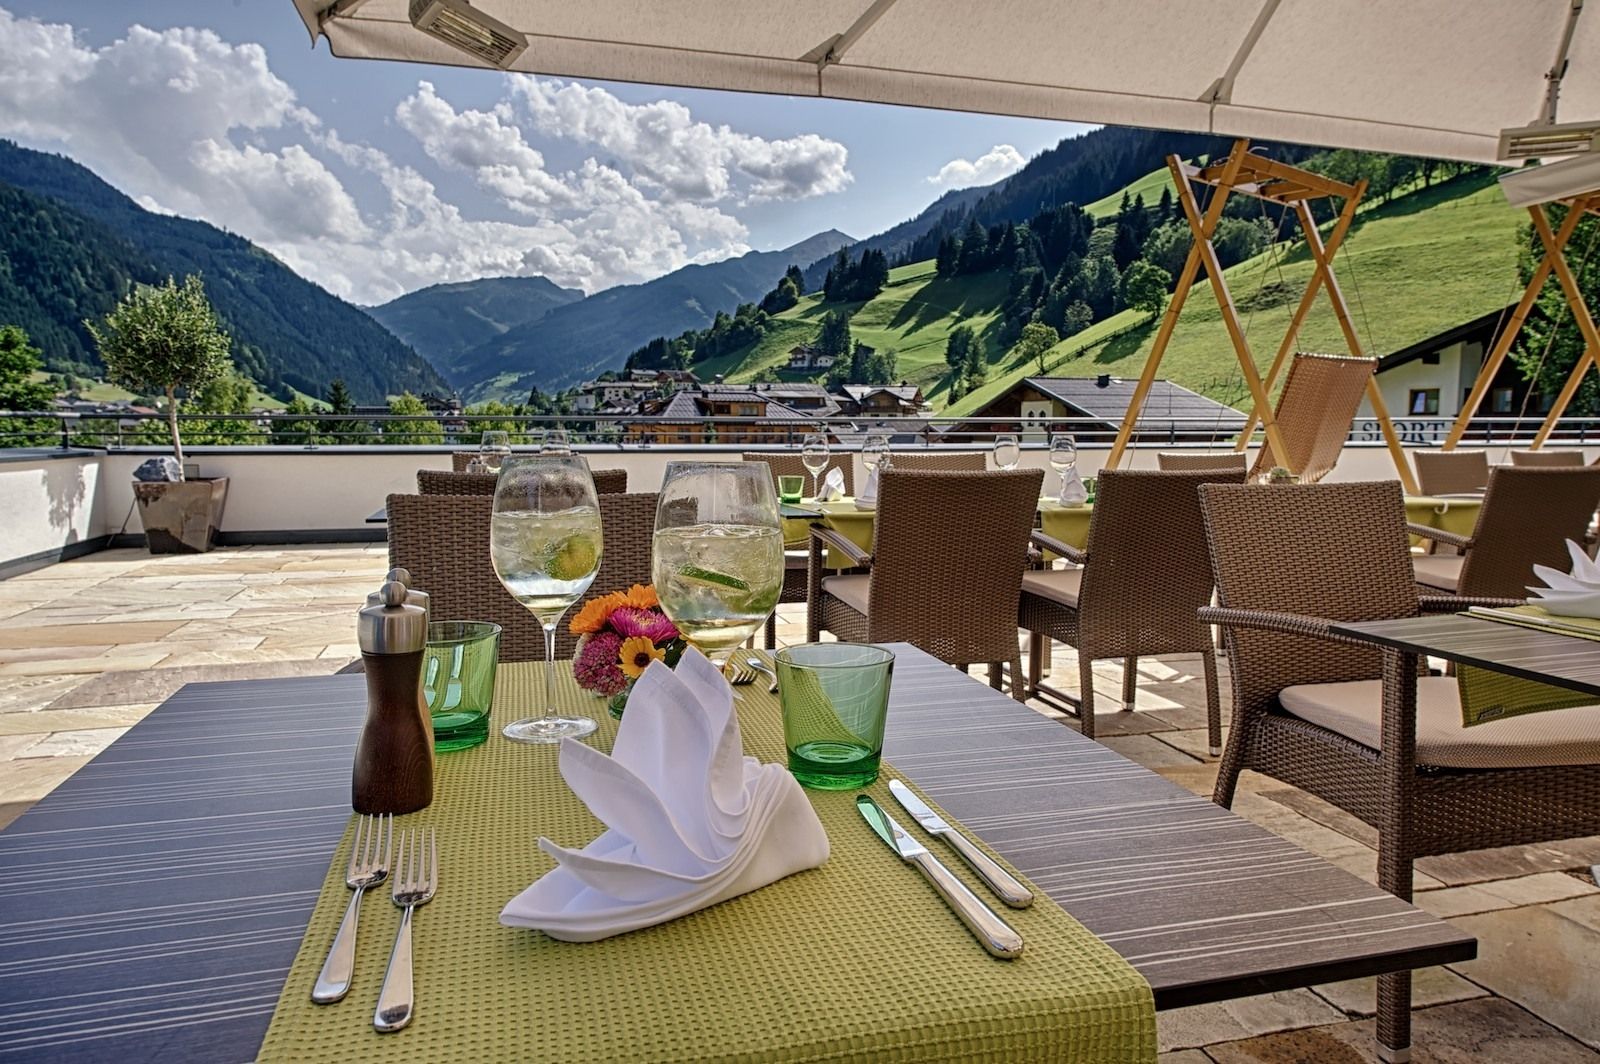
top-left (926, 144), bottom-right (1026, 189)
top-left (0, 8), bottom-right (853, 304)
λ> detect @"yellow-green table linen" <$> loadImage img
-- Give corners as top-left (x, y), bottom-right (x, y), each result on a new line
top-left (258, 662), bottom-right (1157, 1064)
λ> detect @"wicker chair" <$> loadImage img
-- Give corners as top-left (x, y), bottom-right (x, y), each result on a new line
top-left (1199, 479), bottom-right (1600, 1058)
top-left (387, 491), bottom-right (656, 661)
top-left (1411, 450), bottom-right (1488, 495)
top-left (742, 452), bottom-right (855, 649)
top-left (1409, 466), bottom-right (1600, 598)
top-left (450, 452), bottom-right (478, 473)
top-left (1249, 353), bottom-right (1376, 483)
top-left (1508, 448), bottom-right (1585, 467)
top-left (741, 451), bottom-right (855, 496)
top-left (886, 452), bottom-right (986, 472)
top-left (1021, 468), bottom-right (1245, 749)
top-left (1156, 451), bottom-right (1248, 472)
top-left (418, 468), bottom-right (628, 496)
top-left (808, 469), bottom-right (1043, 698)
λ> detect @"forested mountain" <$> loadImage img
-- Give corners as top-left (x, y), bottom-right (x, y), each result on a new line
top-left (367, 276), bottom-right (583, 378)
top-left (0, 140), bottom-right (445, 404)
top-left (454, 230), bottom-right (854, 401)
top-left (800, 126), bottom-right (1276, 289)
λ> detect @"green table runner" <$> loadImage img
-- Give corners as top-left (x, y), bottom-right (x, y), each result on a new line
top-left (259, 662), bottom-right (1156, 1063)
top-left (784, 499), bottom-right (1095, 568)
top-left (1459, 606), bottom-right (1600, 726)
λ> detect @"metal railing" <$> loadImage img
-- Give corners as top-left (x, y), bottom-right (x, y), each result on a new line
top-left (1, 410), bottom-right (1598, 451)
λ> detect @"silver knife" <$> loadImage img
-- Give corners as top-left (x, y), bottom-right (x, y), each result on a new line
top-left (856, 795), bottom-right (1023, 959)
top-left (889, 779), bottom-right (1034, 909)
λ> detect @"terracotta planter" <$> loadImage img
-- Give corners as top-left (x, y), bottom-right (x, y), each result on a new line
top-left (132, 477), bottom-right (229, 554)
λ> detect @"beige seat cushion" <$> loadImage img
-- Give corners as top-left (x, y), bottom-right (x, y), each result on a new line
top-left (1412, 554), bottom-right (1463, 592)
top-left (821, 574), bottom-right (871, 615)
top-left (1279, 676), bottom-right (1600, 769)
top-left (1019, 568), bottom-right (1084, 608)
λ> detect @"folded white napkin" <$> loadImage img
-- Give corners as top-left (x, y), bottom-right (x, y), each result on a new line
top-left (819, 465), bottom-right (846, 501)
top-left (1525, 539), bottom-right (1600, 618)
top-left (500, 648), bottom-right (829, 941)
top-left (854, 466), bottom-right (879, 509)
top-left (1056, 466), bottom-right (1087, 505)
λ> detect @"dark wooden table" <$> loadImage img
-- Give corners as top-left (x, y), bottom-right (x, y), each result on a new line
top-left (0, 645), bottom-right (1473, 1062)
top-left (1332, 612), bottom-right (1600, 696)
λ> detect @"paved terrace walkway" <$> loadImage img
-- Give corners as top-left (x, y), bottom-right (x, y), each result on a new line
top-left (0, 545), bottom-right (1596, 1062)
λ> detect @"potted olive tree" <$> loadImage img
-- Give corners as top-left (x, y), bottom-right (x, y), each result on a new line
top-left (88, 275), bottom-right (233, 554)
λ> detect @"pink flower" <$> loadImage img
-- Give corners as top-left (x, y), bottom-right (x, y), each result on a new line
top-left (607, 607), bottom-right (679, 643)
top-left (573, 631), bottom-right (627, 696)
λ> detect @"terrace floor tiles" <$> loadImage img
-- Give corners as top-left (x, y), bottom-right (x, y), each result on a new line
top-left (0, 704), bottom-right (161, 735)
top-left (0, 620), bottom-right (185, 649)
top-left (1204, 997), bottom-right (1599, 1062)
top-left (0, 649), bottom-right (171, 676)
top-left (1452, 896), bottom-right (1600, 1048)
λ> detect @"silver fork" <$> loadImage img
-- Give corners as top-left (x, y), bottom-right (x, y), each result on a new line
top-left (311, 813), bottom-right (391, 1004)
top-left (374, 826), bottom-right (438, 1033)
top-left (745, 655), bottom-right (779, 694)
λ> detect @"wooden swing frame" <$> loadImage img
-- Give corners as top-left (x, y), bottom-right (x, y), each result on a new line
top-left (1105, 138), bottom-right (1418, 491)
top-left (1442, 193), bottom-right (1600, 451)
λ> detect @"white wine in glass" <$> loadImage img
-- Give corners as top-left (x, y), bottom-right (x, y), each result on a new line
top-left (653, 463), bottom-right (783, 670)
top-left (490, 455), bottom-right (603, 743)
top-left (801, 432), bottom-right (830, 500)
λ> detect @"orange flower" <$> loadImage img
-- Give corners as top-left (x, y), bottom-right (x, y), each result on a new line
top-left (569, 591), bottom-right (626, 634)
top-left (618, 636), bottom-right (665, 678)
top-left (621, 583), bottom-right (658, 609)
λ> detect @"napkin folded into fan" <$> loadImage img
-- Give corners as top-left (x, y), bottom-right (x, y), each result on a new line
top-left (1525, 540), bottom-right (1600, 619)
top-left (499, 648), bottom-right (829, 941)
top-left (819, 465), bottom-right (847, 501)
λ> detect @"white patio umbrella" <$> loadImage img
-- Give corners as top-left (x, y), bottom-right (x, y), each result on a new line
top-left (291, 0), bottom-right (1600, 164)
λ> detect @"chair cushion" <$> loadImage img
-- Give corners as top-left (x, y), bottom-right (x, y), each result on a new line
top-left (821, 574), bottom-right (871, 615)
top-left (1412, 554), bottom-right (1463, 592)
top-left (1278, 676), bottom-right (1600, 768)
top-left (1019, 568), bottom-right (1084, 608)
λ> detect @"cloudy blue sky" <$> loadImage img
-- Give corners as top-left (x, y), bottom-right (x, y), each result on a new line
top-left (0, 2), bottom-right (1086, 305)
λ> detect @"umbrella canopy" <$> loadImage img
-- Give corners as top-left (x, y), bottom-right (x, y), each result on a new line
top-left (291, 0), bottom-right (1600, 164)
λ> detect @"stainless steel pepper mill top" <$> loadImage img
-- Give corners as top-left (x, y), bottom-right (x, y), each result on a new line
top-left (357, 580), bottom-right (427, 656)
top-left (367, 566), bottom-right (431, 626)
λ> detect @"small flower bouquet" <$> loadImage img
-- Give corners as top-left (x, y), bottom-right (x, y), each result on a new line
top-left (570, 584), bottom-right (686, 717)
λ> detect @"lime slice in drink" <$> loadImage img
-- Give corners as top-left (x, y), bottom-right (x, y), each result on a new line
top-left (546, 535), bottom-right (598, 581)
top-left (676, 564), bottom-right (750, 592)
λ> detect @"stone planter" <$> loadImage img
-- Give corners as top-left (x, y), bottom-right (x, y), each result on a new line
top-left (132, 477), bottom-right (229, 554)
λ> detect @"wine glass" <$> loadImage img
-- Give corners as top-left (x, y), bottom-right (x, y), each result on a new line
top-left (1049, 434), bottom-right (1078, 489)
top-left (993, 433), bottom-right (1021, 470)
top-left (801, 432), bottom-right (830, 500)
top-left (653, 463), bottom-right (784, 676)
top-left (541, 428), bottom-right (572, 455)
top-left (862, 433), bottom-right (892, 476)
top-left (479, 430), bottom-right (512, 471)
top-left (490, 455), bottom-right (603, 743)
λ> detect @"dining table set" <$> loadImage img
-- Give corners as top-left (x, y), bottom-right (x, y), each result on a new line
top-left (10, 443), bottom-right (1576, 1064)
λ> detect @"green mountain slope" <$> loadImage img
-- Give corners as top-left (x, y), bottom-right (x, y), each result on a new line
top-left (709, 171), bottom-right (1520, 413)
top-left (367, 275), bottom-right (582, 378)
top-left (946, 170), bottom-right (1520, 415)
top-left (0, 140), bottom-right (446, 404)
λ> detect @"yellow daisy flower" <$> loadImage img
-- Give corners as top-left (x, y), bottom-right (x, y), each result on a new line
top-left (619, 636), bottom-right (665, 679)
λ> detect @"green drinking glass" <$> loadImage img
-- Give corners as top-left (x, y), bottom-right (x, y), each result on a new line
top-left (423, 621), bottom-right (501, 751)
top-left (777, 475), bottom-right (805, 505)
top-left (775, 643), bottom-right (894, 789)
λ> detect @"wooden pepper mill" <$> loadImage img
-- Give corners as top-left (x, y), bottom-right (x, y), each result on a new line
top-left (353, 580), bottom-right (434, 815)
